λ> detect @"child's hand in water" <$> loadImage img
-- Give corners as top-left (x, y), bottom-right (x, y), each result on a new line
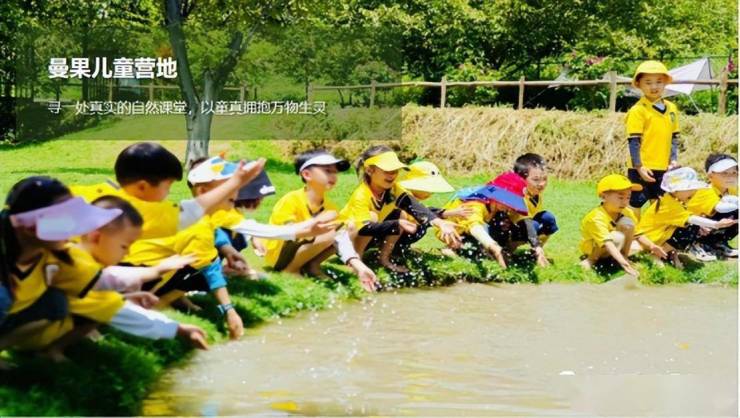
top-left (177, 324), bottom-right (209, 350)
top-left (226, 309), bottom-right (244, 340)
top-left (486, 243), bottom-right (507, 269)
top-left (233, 158), bottom-right (266, 186)
top-left (349, 259), bottom-right (378, 292)
top-left (398, 219), bottom-right (418, 234)
top-left (621, 262), bottom-right (640, 278)
top-left (533, 246), bottom-right (550, 267)
top-left (155, 254), bottom-right (198, 275)
top-left (124, 291), bottom-right (159, 309)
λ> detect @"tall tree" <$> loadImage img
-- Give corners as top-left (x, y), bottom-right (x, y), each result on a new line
top-left (164, 0), bottom-right (311, 163)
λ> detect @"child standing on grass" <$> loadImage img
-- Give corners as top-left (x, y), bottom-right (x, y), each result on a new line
top-left (635, 167), bottom-right (737, 268)
top-left (339, 146), bottom-right (461, 273)
top-left (579, 174), bottom-right (644, 276)
top-left (687, 153), bottom-right (739, 258)
top-left (625, 61), bottom-right (681, 218)
top-left (264, 150), bottom-right (378, 292)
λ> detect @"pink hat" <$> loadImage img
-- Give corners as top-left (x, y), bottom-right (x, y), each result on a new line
top-left (9, 197), bottom-right (122, 241)
top-left (482, 171), bottom-right (529, 215)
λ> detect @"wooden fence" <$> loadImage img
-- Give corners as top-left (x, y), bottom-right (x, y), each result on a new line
top-left (309, 70), bottom-right (739, 115)
top-left (8, 70), bottom-right (739, 115)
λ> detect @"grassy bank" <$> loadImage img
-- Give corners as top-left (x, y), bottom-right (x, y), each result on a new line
top-left (0, 122), bottom-right (736, 415)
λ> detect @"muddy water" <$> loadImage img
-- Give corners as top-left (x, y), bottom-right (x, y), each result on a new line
top-left (144, 283), bottom-right (737, 416)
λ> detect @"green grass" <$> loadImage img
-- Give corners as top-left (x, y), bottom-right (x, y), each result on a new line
top-left (0, 118), bottom-right (736, 415)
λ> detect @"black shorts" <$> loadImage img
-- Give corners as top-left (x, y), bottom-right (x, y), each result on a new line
top-left (698, 210), bottom-right (739, 245)
top-left (627, 169), bottom-right (666, 208)
top-left (666, 225), bottom-right (700, 251)
top-left (0, 287), bottom-right (68, 335)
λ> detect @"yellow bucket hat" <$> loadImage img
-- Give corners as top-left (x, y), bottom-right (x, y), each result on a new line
top-left (399, 161), bottom-right (455, 193)
top-left (363, 151), bottom-right (408, 172)
top-left (596, 174), bottom-right (643, 196)
top-left (632, 60), bottom-right (672, 87)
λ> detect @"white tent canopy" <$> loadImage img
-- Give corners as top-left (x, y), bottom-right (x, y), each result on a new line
top-left (550, 57), bottom-right (715, 98)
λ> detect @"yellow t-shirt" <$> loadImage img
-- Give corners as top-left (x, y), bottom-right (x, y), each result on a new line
top-left (439, 199), bottom-right (492, 236)
top-left (636, 193), bottom-right (692, 246)
top-left (524, 190), bottom-right (544, 216)
top-left (71, 181), bottom-right (180, 240)
top-left (687, 185), bottom-right (737, 217)
top-left (264, 188), bottom-right (338, 268)
top-left (50, 245), bottom-right (103, 297)
top-left (48, 246), bottom-right (124, 324)
top-left (7, 251), bottom-right (52, 314)
top-left (66, 290), bottom-right (126, 324)
top-left (625, 97), bottom-right (679, 170)
top-left (124, 210), bottom-right (243, 294)
top-left (125, 209), bottom-right (242, 269)
top-left (339, 182), bottom-right (409, 230)
top-left (580, 205), bottom-right (637, 256)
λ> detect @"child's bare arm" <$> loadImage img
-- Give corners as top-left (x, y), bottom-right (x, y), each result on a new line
top-left (635, 235), bottom-right (667, 258)
top-left (469, 224), bottom-right (506, 268)
top-left (195, 159), bottom-right (266, 215)
top-left (97, 256), bottom-right (193, 293)
top-left (213, 287), bottom-right (243, 340)
top-left (604, 241), bottom-right (639, 276)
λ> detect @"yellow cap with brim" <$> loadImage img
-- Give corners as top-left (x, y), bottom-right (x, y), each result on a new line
top-left (363, 151), bottom-right (408, 172)
top-left (597, 174), bottom-right (643, 196)
top-left (398, 161), bottom-right (454, 193)
top-left (632, 60), bottom-right (673, 87)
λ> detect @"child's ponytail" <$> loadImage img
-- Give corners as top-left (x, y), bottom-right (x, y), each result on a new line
top-left (0, 177), bottom-right (73, 288)
top-left (0, 208), bottom-right (16, 290)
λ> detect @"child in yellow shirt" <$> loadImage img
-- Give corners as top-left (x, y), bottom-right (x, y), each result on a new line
top-left (72, 142), bottom-right (265, 240)
top-left (0, 177), bottom-right (208, 364)
top-left (264, 150), bottom-right (378, 291)
top-left (579, 174), bottom-right (643, 276)
top-left (339, 146), bottom-right (460, 273)
top-left (393, 160), bottom-right (465, 257)
top-left (440, 172), bottom-right (532, 269)
top-left (125, 157), bottom-right (334, 339)
top-left (687, 154), bottom-right (738, 258)
top-left (625, 61), bottom-right (681, 217)
top-left (513, 153), bottom-right (558, 245)
top-left (636, 168), bottom-right (737, 268)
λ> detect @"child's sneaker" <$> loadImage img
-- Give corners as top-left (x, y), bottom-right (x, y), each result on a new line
top-left (687, 243), bottom-right (718, 262)
top-left (711, 242), bottom-right (739, 258)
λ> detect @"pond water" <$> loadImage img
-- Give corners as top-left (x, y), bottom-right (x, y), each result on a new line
top-left (144, 283), bottom-right (737, 416)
